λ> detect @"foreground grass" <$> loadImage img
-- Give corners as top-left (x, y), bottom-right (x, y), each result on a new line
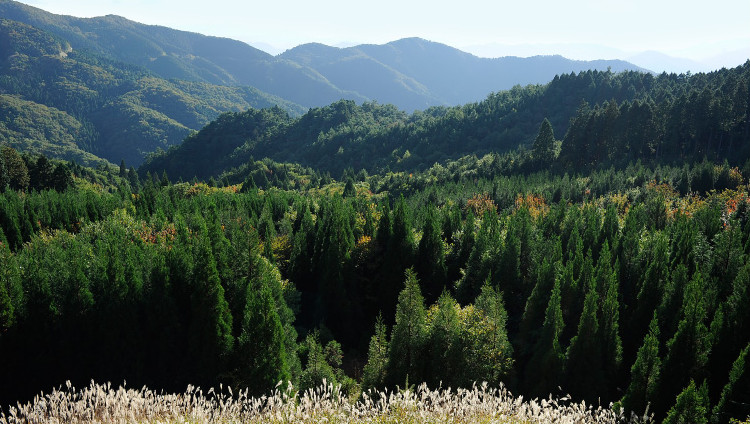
top-left (1, 380), bottom-right (649, 423)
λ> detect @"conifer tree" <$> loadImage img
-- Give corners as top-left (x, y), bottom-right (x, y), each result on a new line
top-left (708, 262), bottom-right (750, 393)
top-left (471, 280), bottom-right (513, 386)
top-left (342, 177), bottom-right (356, 198)
top-left (621, 314), bottom-right (661, 417)
top-left (565, 279), bottom-right (602, 401)
top-left (659, 271), bottom-right (711, 414)
top-left (375, 203), bottom-right (392, 250)
top-left (362, 314), bottom-right (389, 390)
top-left (496, 230), bottom-right (521, 318)
top-left (387, 269), bottom-right (427, 386)
top-left (189, 230), bottom-right (234, 382)
top-left (234, 276), bottom-right (289, 395)
top-left (426, 291), bottom-right (462, 387)
top-left (664, 380), bottom-right (710, 424)
top-left (598, 243), bottom-right (623, 397)
top-left (289, 204), bottom-right (316, 292)
top-left (525, 277), bottom-right (565, 397)
top-left (258, 200), bottom-right (276, 262)
top-left (299, 331), bottom-right (337, 393)
top-left (711, 343), bottom-right (749, 423)
top-left (416, 203), bottom-right (447, 303)
top-left (532, 118), bottom-right (556, 164)
top-left (457, 211), bottom-right (499, 303)
top-left (558, 259), bottom-right (581, 345)
top-left (518, 257), bottom-right (556, 358)
top-left (0, 231), bottom-right (21, 333)
top-left (0, 154), bottom-right (9, 189)
top-left (390, 195), bottom-right (415, 267)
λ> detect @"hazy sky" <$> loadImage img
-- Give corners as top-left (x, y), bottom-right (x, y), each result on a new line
top-left (19, 0), bottom-right (750, 64)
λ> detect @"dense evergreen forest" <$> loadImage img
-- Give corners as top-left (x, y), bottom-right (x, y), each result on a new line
top-left (1, 60), bottom-right (750, 423)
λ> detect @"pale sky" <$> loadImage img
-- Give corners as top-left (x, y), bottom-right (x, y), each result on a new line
top-left (17, 0), bottom-right (750, 68)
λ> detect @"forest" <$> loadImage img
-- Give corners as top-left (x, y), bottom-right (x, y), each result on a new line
top-left (1, 60), bottom-right (750, 423)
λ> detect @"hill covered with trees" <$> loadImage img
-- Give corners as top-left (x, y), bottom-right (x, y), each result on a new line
top-left (142, 61), bottom-right (750, 181)
top-left (0, 17), bottom-right (305, 167)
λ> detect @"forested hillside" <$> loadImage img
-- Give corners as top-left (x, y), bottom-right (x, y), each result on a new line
top-left (0, 18), bottom-right (304, 166)
top-left (142, 62), bottom-right (750, 180)
top-left (1, 10), bottom-right (749, 421)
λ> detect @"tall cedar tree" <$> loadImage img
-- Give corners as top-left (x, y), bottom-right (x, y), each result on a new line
top-left (524, 276), bottom-right (565, 397)
top-left (416, 203), bottom-right (447, 304)
top-left (597, 242), bottom-right (623, 400)
top-left (711, 343), bottom-right (750, 423)
top-left (664, 380), bottom-right (710, 424)
top-left (387, 268), bottom-right (427, 386)
top-left (234, 276), bottom-right (290, 395)
top-left (621, 314), bottom-right (661, 417)
top-left (472, 281), bottom-right (513, 386)
top-left (457, 211), bottom-right (500, 303)
top-left (518, 257), bottom-right (557, 361)
top-left (426, 291), bottom-right (462, 387)
top-left (532, 118), bottom-right (556, 164)
top-left (189, 229), bottom-right (234, 383)
top-left (565, 278), bottom-right (603, 401)
top-left (659, 271), bottom-right (711, 415)
top-left (362, 313), bottom-right (389, 390)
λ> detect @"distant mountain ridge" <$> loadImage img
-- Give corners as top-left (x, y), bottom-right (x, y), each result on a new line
top-left (1, 0), bottom-right (648, 111)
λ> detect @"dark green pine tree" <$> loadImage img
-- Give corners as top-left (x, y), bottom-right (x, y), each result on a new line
top-left (598, 243), bottom-right (623, 399)
top-left (564, 279), bottom-right (603, 401)
top-left (532, 118), bottom-right (556, 164)
top-left (599, 204), bottom-right (619, 253)
top-left (189, 230), bottom-right (234, 383)
top-left (233, 275), bottom-right (290, 396)
top-left (496, 229), bottom-right (522, 319)
top-left (289, 204), bottom-right (316, 292)
top-left (711, 343), bottom-right (750, 423)
top-left (415, 203), bottom-right (447, 304)
top-left (455, 209), bottom-right (476, 271)
top-left (524, 276), bottom-right (565, 398)
top-left (621, 314), bottom-right (661, 417)
top-left (656, 264), bottom-right (689, 347)
top-left (659, 271), bottom-right (711, 415)
top-left (362, 313), bottom-right (389, 391)
top-left (342, 177), bottom-right (356, 198)
top-left (258, 200), bottom-right (277, 262)
top-left (30, 155), bottom-right (53, 191)
top-left (50, 164), bottom-right (73, 192)
top-left (457, 211), bottom-right (499, 303)
top-left (708, 262), bottom-right (750, 395)
top-left (387, 268), bottom-right (427, 386)
top-left (389, 196), bottom-right (415, 269)
top-left (559, 259), bottom-right (581, 346)
top-left (631, 233), bottom-right (669, 349)
top-left (375, 203), bottom-right (392, 250)
top-left (517, 257), bottom-right (556, 360)
top-left (312, 197), bottom-right (354, 335)
top-left (664, 380), bottom-right (710, 424)
top-left (0, 240), bottom-right (18, 331)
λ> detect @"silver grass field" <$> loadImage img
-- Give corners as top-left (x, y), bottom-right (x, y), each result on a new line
top-left (0, 380), bottom-right (651, 424)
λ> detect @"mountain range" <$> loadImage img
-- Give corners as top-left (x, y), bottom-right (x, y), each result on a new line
top-left (0, 0), bottom-right (649, 166)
